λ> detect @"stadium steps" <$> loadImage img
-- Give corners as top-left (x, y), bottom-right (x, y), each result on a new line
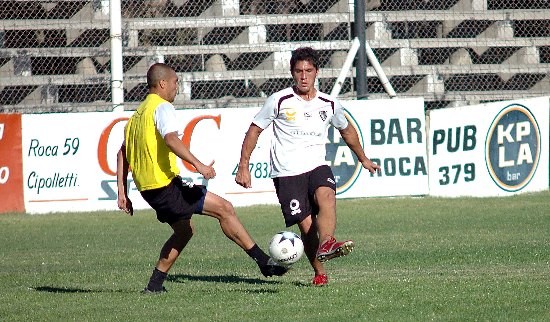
top-left (5, 84), bottom-right (549, 114)
top-left (7, 63), bottom-right (549, 87)
top-left (2, 36), bottom-right (548, 61)
top-left (2, 7), bottom-right (549, 110)
top-left (2, 9), bottom-right (547, 31)
top-left (3, 61), bottom-right (548, 102)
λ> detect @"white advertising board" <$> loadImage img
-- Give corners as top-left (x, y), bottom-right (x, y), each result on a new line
top-left (337, 98), bottom-right (429, 198)
top-left (428, 97), bottom-right (549, 197)
top-left (20, 97), bottom-right (428, 214)
top-left (21, 109), bottom-right (277, 214)
top-left (22, 112), bottom-right (129, 214)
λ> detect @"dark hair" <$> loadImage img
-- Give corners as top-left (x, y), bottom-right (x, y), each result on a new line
top-left (290, 47), bottom-right (319, 71)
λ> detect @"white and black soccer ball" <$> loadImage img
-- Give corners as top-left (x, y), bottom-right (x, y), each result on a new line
top-left (268, 231), bottom-right (304, 266)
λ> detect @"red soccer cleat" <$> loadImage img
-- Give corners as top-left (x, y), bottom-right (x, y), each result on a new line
top-left (316, 236), bottom-right (354, 262)
top-left (312, 274), bottom-right (328, 286)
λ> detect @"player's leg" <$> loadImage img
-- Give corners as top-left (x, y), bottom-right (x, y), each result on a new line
top-left (314, 186), bottom-right (337, 242)
top-left (200, 191), bottom-right (288, 277)
top-left (310, 166), bottom-right (354, 263)
top-left (143, 219), bottom-right (194, 293)
top-left (297, 215), bottom-right (328, 285)
top-left (201, 191), bottom-right (256, 249)
top-left (157, 219), bottom-right (194, 272)
top-left (273, 173), bottom-right (326, 283)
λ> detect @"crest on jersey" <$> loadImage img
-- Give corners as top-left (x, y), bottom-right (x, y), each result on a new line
top-left (319, 111), bottom-right (327, 121)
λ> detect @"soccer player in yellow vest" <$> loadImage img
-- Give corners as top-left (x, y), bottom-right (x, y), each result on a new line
top-left (117, 63), bottom-right (287, 294)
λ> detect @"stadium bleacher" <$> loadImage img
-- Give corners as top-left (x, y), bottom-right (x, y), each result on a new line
top-left (0, 0), bottom-right (548, 113)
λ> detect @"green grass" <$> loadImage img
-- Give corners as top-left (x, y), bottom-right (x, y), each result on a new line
top-left (1, 191), bottom-right (549, 321)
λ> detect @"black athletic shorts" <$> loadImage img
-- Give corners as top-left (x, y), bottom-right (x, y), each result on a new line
top-left (273, 165), bottom-right (336, 227)
top-left (140, 176), bottom-right (207, 225)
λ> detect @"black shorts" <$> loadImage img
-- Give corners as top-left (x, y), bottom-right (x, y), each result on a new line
top-left (273, 165), bottom-right (336, 227)
top-left (140, 177), bottom-right (207, 225)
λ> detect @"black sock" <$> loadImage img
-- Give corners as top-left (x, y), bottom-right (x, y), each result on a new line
top-left (146, 268), bottom-right (167, 291)
top-left (246, 244), bottom-right (270, 266)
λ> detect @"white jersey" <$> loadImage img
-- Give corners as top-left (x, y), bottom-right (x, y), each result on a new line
top-left (123, 102), bottom-right (181, 146)
top-left (154, 102), bottom-right (182, 138)
top-left (253, 87), bottom-right (349, 178)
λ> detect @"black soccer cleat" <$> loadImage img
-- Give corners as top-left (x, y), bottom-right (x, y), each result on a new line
top-left (141, 286), bottom-right (167, 294)
top-left (259, 258), bottom-right (289, 277)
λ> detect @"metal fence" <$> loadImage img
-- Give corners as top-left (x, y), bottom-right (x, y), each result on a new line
top-left (1, 0), bottom-right (549, 113)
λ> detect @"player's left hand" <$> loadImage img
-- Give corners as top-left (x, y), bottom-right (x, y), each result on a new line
top-left (197, 163), bottom-right (216, 180)
top-left (361, 158), bottom-right (381, 174)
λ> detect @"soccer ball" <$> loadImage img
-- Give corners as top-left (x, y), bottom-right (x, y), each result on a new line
top-left (268, 231), bottom-right (304, 266)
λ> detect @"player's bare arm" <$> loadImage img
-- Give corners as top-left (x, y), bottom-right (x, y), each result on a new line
top-left (236, 124), bottom-right (264, 188)
top-left (164, 131), bottom-right (216, 179)
top-left (339, 124), bottom-right (381, 174)
top-left (116, 144), bottom-right (134, 215)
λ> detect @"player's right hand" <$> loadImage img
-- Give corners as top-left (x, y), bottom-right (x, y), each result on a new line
top-left (117, 195), bottom-right (134, 216)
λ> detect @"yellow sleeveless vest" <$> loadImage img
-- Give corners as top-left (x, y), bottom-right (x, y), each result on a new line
top-left (125, 94), bottom-right (179, 191)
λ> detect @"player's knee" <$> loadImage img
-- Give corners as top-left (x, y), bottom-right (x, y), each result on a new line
top-left (172, 220), bottom-right (194, 238)
top-left (218, 199), bottom-right (237, 220)
top-left (316, 187), bottom-right (336, 205)
top-left (298, 215), bottom-right (314, 233)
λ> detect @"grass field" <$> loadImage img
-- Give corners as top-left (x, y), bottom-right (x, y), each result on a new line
top-left (1, 191), bottom-right (549, 321)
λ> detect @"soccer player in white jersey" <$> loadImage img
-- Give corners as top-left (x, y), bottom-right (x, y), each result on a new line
top-left (235, 47), bottom-right (381, 286)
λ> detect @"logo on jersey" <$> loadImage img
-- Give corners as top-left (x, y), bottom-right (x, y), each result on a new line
top-left (325, 109), bottom-right (362, 194)
top-left (485, 104), bottom-right (540, 192)
top-left (290, 129), bottom-right (321, 136)
top-left (284, 109), bottom-right (297, 121)
top-left (180, 177), bottom-right (195, 188)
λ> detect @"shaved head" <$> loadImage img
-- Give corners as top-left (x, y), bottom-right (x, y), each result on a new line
top-left (146, 63), bottom-right (179, 102)
top-left (147, 63), bottom-right (175, 89)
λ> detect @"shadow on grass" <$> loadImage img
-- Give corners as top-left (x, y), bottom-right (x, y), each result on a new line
top-left (291, 281), bottom-right (312, 287)
top-left (32, 286), bottom-right (128, 294)
top-left (31, 274), bottom-right (281, 294)
top-left (168, 274), bottom-right (281, 285)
